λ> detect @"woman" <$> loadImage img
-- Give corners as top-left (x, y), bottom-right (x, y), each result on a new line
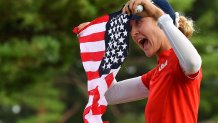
top-left (78, 0), bottom-right (202, 122)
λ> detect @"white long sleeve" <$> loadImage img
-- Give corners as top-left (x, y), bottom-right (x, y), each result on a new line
top-left (105, 76), bottom-right (148, 105)
top-left (157, 14), bottom-right (202, 75)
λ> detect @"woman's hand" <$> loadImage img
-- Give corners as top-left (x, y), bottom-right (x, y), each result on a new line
top-left (122, 0), bottom-right (164, 20)
top-left (78, 22), bottom-right (90, 31)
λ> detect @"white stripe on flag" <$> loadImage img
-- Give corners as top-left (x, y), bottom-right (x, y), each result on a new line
top-left (85, 95), bottom-right (94, 108)
top-left (98, 82), bottom-right (108, 105)
top-left (85, 111), bottom-right (103, 123)
top-left (97, 68), bottom-right (121, 106)
top-left (88, 67), bottom-right (121, 91)
top-left (88, 78), bottom-right (102, 91)
top-left (80, 22), bottom-right (107, 37)
top-left (80, 40), bottom-right (105, 53)
top-left (82, 61), bottom-right (101, 72)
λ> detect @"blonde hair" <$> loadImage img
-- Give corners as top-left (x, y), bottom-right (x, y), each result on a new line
top-left (178, 15), bottom-right (195, 38)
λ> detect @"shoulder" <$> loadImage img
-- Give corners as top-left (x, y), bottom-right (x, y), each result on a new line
top-left (173, 54), bottom-right (202, 83)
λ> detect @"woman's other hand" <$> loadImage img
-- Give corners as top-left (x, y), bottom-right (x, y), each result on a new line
top-left (122, 0), bottom-right (164, 20)
top-left (78, 22), bottom-right (90, 31)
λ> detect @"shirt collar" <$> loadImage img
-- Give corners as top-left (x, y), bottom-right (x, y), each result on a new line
top-left (157, 48), bottom-right (173, 64)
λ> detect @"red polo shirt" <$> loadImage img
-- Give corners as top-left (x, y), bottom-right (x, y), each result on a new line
top-left (141, 49), bottom-right (202, 123)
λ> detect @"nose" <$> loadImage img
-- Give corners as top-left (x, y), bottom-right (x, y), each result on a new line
top-left (131, 23), bottom-right (139, 39)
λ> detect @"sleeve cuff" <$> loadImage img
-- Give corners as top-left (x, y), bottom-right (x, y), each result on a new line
top-left (157, 14), bottom-right (174, 29)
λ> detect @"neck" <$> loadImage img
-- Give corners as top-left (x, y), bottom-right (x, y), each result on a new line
top-left (156, 38), bottom-right (172, 58)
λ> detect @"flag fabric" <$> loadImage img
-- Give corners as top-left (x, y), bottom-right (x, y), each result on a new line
top-left (73, 11), bottom-right (131, 123)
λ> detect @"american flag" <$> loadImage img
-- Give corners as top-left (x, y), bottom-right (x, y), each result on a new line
top-left (73, 11), bottom-right (131, 123)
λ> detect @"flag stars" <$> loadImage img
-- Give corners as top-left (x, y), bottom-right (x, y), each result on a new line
top-left (113, 41), bottom-right (118, 48)
top-left (114, 20), bottom-right (118, 25)
top-left (121, 14), bottom-right (124, 19)
top-left (115, 45), bottom-right (120, 50)
top-left (115, 33), bottom-right (119, 39)
top-left (112, 27), bottom-right (116, 32)
top-left (108, 28), bottom-right (112, 34)
top-left (102, 64), bottom-right (106, 69)
top-left (123, 14), bottom-right (127, 18)
top-left (111, 49), bottom-right (115, 55)
top-left (114, 57), bottom-right (119, 63)
top-left (118, 18), bottom-right (122, 23)
top-left (110, 34), bottom-right (114, 39)
top-left (122, 43), bottom-right (127, 49)
top-left (117, 25), bottom-right (120, 30)
top-left (111, 17), bottom-right (115, 22)
top-left (123, 18), bottom-right (128, 23)
top-left (121, 57), bottom-right (125, 62)
top-left (110, 56), bottom-right (114, 61)
top-left (107, 62), bottom-right (112, 69)
top-left (99, 12), bottom-right (129, 75)
top-left (118, 32), bottom-right (121, 37)
top-left (108, 42), bottom-right (113, 48)
top-left (110, 21), bottom-right (114, 27)
top-left (104, 57), bottom-right (109, 63)
top-left (106, 50), bottom-right (110, 56)
top-left (123, 30), bottom-right (128, 36)
top-left (117, 49), bottom-right (123, 56)
top-left (120, 24), bottom-right (124, 30)
top-left (119, 37), bottom-right (125, 43)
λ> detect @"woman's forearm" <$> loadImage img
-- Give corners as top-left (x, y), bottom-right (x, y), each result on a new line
top-left (157, 14), bottom-right (202, 75)
top-left (105, 76), bottom-right (149, 105)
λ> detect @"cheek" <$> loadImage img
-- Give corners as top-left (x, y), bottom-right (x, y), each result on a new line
top-left (130, 31), bottom-right (134, 39)
top-left (150, 37), bottom-right (161, 56)
top-left (138, 23), bottom-right (155, 36)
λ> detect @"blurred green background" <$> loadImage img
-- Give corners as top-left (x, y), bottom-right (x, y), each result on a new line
top-left (0, 0), bottom-right (217, 123)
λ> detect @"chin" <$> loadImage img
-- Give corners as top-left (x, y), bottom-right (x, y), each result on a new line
top-left (144, 50), bottom-right (154, 57)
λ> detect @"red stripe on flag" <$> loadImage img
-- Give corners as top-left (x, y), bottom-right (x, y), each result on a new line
top-left (105, 73), bottom-right (114, 88)
top-left (83, 106), bottom-right (91, 123)
top-left (88, 87), bottom-right (107, 115)
top-left (78, 15), bottom-right (109, 33)
top-left (86, 71), bottom-right (100, 81)
top-left (91, 15), bottom-right (109, 25)
top-left (81, 51), bottom-right (105, 62)
top-left (79, 31), bottom-right (105, 43)
top-left (92, 105), bottom-right (107, 115)
top-left (88, 86), bottom-right (100, 95)
top-left (73, 26), bottom-right (79, 34)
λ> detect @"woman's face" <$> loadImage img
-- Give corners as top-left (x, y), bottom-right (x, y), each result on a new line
top-left (130, 17), bottom-right (165, 57)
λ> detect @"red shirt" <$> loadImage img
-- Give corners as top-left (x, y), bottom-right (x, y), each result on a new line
top-left (141, 49), bottom-right (202, 123)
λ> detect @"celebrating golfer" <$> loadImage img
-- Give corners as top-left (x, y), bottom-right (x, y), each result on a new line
top-left (77, 0), bottom-right (202, 122)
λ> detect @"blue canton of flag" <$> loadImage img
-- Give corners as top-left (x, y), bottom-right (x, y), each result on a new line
top-left (99, 11), bottom-right (130, 76)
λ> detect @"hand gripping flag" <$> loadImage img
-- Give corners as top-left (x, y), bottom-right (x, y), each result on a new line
top-left (73, 11), bottom-right (131, 123)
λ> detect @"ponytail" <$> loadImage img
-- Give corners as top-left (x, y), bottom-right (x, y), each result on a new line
top-left (177, 15), bottom-right (195, 38)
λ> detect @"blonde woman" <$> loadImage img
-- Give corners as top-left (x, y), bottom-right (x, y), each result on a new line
top-left (78, 0), bottom-right (202, 122)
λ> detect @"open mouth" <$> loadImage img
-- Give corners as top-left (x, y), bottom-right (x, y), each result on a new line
top-left (138, 38), bottom-right (148, 49)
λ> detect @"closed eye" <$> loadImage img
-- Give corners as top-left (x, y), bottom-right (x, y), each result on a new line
top-left (136, 20), bottom-right (142, 26)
